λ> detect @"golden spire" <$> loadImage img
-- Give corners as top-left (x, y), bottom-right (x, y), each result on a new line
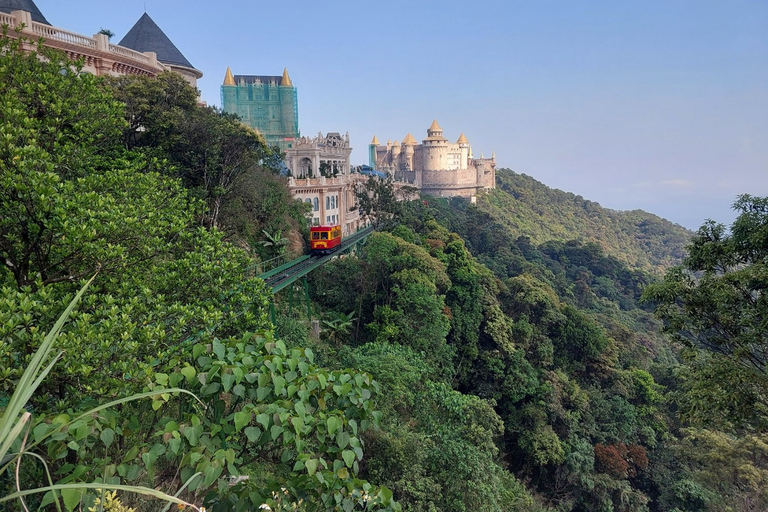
top-left (371, 135), bottom-right (380, 145)
top-left (457, 133), bottom-right (468, 144)
top-left (281, 67), bottom-right (293, 87)
top-left (402, 133), bottom-right (417, 145)
top-left (223, 66), bottom-right (235, 86)
top-left (468, 144), bottom-right (474, 159)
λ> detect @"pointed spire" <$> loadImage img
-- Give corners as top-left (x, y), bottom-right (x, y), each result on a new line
top-left (371, 135), bottom-right (379, 145)
top-left (428, 119), bottom-right (442, 133)
top-left (223, 66), bottom-right (235, 86)
top-left (457, 133), bottom-right (468, 144)
top-left (281, 68), bottom-right (293, 87)
top-left (468, 144), bottom-right (474, 159)
top-left (491, 150), bottom-right (496, 160)
top-left (402, 133), bottom-right (417, 145)
top-left (0, 0), bottom-right (50, 25)
top-left (119, 13), bottom-right (195, 69)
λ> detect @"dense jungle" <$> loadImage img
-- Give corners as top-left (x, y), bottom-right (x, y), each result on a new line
top-left (2, 32), bottom-right (768, 512)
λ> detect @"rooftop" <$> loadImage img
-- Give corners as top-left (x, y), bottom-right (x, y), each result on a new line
top-left (119, 13), bottom-right (195, 70)
top-left (0, 0), bottom-right (49, 24)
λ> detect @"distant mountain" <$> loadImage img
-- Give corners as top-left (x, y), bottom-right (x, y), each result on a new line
top-left (479, 169), bottom-right (691, 275)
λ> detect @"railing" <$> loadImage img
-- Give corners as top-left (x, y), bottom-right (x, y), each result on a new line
top-left (289, 176), bottom-right (348, 187)
top-left (109, 44), bottom-right (151, 65)
top-left (249, 251), bottom-right (303, 275)
top-left (0, 13), bottom-right (15, 26)
top-left (31, 22), bottom-right (97, 49)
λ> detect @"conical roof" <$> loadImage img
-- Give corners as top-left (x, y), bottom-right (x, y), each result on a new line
top-left (402, 133), bottom-right (418, 145)
top-left (281, 68), bottom-right (293, 87)
top-left (119, 13), bottom-right (194, 69)
top-left (0, 0), bottom-right (49, 24)
top-left (223, 66), bottom-right (235, 85)
top-left (371, 135), bottom-right (380, 145)
top-left (428, 119), bottom-right (443, 132)
top-left (457, 133), bottom-right (468, 144)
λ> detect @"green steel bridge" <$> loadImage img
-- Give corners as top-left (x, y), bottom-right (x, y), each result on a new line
top-left (258, 226), bottom-right (374, 320)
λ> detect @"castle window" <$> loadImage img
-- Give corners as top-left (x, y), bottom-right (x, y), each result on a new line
top-left (326, 197), bottom-right (330, 210)
top-left (313, 198), bottom-right (319, 211)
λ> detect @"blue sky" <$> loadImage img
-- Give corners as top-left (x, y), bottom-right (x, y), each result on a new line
top-left (33, 0), bottom-right (768, 229)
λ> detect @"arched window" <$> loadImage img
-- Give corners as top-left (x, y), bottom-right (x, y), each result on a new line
top-left (300, 158), bottom-right (312, 177)
top-left (313, 198), bottom-right (319, 211)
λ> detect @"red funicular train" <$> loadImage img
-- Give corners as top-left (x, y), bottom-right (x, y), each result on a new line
top-left (309, 225), bottom-right (342, 254)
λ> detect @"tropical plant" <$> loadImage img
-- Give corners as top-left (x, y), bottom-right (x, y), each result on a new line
top-left (0, 277), bottom-right (202, 511)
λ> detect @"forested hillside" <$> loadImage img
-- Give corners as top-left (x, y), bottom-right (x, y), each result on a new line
top-left (3, 30), bottom-right (767, 512)
top-left (303, 187), bottom-right (768, 511)
top-left (476, 170), bottom-right (692, 275)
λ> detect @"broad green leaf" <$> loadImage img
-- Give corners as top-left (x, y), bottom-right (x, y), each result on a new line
top-left (244, 426), bottom-right (261, 443)
top-left (180, 366), bottom-right (196, 382)
top-left (342, 449), bottom-right (355, 468)
top-left (61, 488), bottom-right (84, 512)
top-left (234, 410), bottom-right (251, 432)
top-left (100, 428), bottom-right (115, 448)
top-left (327, 416), bottom-right (342, 436)
top-left (256, 413), bottom-right (270, 430)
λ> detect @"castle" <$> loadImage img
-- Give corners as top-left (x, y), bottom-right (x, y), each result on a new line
top-left (220, 67), bottom-right (300, 152)
top-left (371, 120), bottom-right (496, 198)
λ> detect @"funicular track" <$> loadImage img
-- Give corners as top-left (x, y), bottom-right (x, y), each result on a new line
top-left (259, 226), bottom-right (373, 292)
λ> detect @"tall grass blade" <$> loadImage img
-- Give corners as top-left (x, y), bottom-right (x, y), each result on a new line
top-left (0, 276), bottom-right (95, 455)
top-left (0, 483), bottom-right (200, 510)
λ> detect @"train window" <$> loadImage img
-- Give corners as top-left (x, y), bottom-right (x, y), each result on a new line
top-left (321, 232), bottom-right (328, 240)
top-left (312, 232), bottom-right (319, 240)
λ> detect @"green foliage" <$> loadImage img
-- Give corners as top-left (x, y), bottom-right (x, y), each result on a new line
top-left (0, 278), bottom-right (201, 512)
top-left (104, 73), bottom-right (307, 246)
top-left (355, 176), bottom-right (401, 229)
top-left (644, 194), bottom-right (768, 430)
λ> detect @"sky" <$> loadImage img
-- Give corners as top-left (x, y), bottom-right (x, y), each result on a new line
top-left (31, 0), bottom-right (768, 230)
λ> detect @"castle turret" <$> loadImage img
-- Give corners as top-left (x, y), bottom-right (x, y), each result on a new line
top-left (391, 139), bottom-right (401, 169)
top-left (402, 133), bottom-right (417, 170)
top-left (221, 66), bottom-right (236, 111)
top-left (369, 135), bottom-right (379, 168)
top-left (423, 119), bottom-right (448, 171)
top-left (279, 68), bottom-right (298, 141)
top-left (457, 133), bottom-right (469, 170)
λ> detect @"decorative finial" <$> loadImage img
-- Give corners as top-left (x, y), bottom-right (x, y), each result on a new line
top-left (281, 68), bottom-right (293, 87)
top-left (223, 66), bottom-right (235, 86)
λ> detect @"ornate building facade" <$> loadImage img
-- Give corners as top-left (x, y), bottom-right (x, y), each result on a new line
top-left (371, 120), bottom-right (496, 198)
top-left (0, 1), bottom-right (202, 86)
top-left (285, 132), bottom-right (366, 235)
top-left (220, 67), bottom-right (299, 152)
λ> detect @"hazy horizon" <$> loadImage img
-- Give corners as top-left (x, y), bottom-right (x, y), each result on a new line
top-left (31, 0), bottom-right (768, 230)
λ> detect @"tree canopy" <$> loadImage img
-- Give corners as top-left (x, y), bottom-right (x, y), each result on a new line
top-left (644, 194), bottom-right (768, 430)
